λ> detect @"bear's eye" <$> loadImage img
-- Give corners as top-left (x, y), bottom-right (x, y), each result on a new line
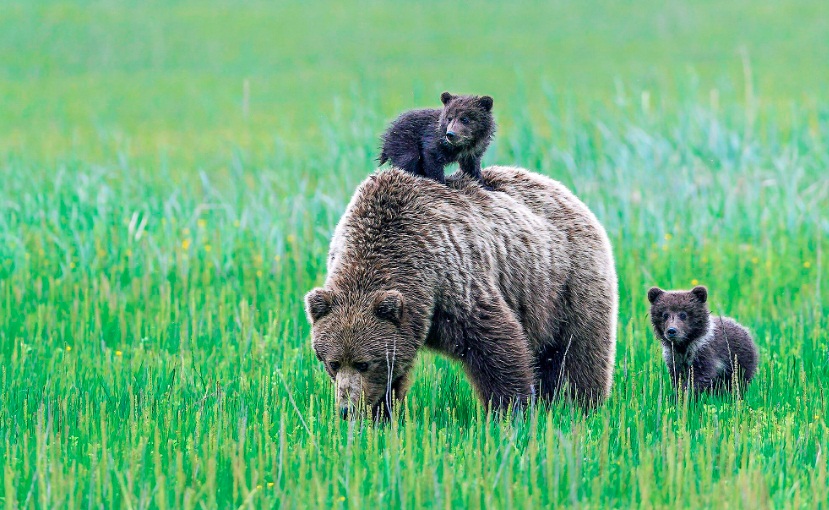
top-left (460, 116), bottom-right (469, 125)
top-left (354, 362), bottom-right (370, 373)
top-left (329, 361), bottom-right (341, 372)
top-left (661, 312), bottom-right (669, 320)
top-left (679, 312), bottom-right (688, 321)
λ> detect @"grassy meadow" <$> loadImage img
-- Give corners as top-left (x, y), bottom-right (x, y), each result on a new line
top-left (1, 0), bottom-right (828, 507)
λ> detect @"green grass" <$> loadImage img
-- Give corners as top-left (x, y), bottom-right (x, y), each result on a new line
top-left (1, 0), bottom-right (828, 508)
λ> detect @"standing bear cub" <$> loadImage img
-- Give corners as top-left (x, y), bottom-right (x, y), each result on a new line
top-left (648, 286), bottom-right (758, 395)
top-left (378, 92), bottom-right (495, 185)
top-left (306, 166), bottom-right (618, 420)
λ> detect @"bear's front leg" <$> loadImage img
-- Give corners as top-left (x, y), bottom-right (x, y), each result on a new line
top-left (458, 298), bottom-right (535, 411)
top-left (458, 155), bottom-right (483, 181)
top-left (371, 371), bottom-right (412, 420)
top-left (421, 152), bottom-right (447, 184)
top-left (689, 366), bottom-right (718, 395)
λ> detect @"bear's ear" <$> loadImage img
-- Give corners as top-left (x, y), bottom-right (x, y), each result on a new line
top-left (305, 288), bottom-right (334, 323)
top-left (374, 290), bottom-right (404, 325)
top-left (440, 92), bottom-right (454, 105)
top-left (691, 286), bottom-right (708, 303)
top-left (647, 287), bottom-right (664, 304)
top-left (478, 95), bottom-right (493, 112)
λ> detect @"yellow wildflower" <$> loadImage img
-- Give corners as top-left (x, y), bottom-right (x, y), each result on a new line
top-left (182, 239), bottom-right (191, 250)
top-left (65, 346), bottom-right (72, 352)
top-left (197, 219), bottom-right (207, 229)
top-left (803, 261), bottom-right (811, 269)
top-left (691, 279), bottom-right (699, 286)
top-left (115, 350), bottom-right (122, 357)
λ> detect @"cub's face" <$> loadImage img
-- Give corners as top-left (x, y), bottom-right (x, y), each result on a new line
top-left (648, 286), bottom-right (710, 346)
top-left (304, 287), bottom-right (415, 420)
top-left (438, 92), bottom-right (494, 149)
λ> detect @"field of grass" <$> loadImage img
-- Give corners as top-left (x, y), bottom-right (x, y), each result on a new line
top-left (1, 0), bottom-right (828, 508)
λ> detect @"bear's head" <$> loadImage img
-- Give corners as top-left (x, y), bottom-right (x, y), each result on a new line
top-left (648, 286), bottom-right (710, 346)
top-left (305, 286), bottom-right (417, 420)
top-left (438, 92), bottom-right (495, 149)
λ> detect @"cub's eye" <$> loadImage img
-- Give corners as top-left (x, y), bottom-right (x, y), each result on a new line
top-left (679, 312), bottom-right (688, 321)
top-left (329, 361), bottom-right (341, 372)
top-left (354, 362), bottom-right (370, 373)
top-left (460, 116), bottom-right (469, 125)
top-left (661, 312), bottom-right (669, 320)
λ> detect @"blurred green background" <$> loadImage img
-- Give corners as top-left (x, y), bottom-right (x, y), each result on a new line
top-left (3, 0), bottom-right (828, 162)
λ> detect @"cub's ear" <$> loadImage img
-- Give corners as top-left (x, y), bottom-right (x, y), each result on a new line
top-left (691, 286), bottom-right (708, 303)
top-left (305, 288), bottom-right (334, 323)
top-left (440, 92), bottom-right (454, 105)
top-left (479, 95), bottom-right (494, 112)
top-left (374, 290), bottom-right (404, 324)
top-left (647, 287), bottom-right (664, 304)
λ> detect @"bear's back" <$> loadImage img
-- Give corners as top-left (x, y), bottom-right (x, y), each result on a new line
top-left (327, 167), bottom-right (615, 350)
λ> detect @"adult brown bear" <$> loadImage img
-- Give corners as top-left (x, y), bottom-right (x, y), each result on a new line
top-left (305, 166), bottom-right (618, 419)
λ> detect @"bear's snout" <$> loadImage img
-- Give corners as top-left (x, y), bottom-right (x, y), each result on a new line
top-left (336, 369), bottom-right (362, 419)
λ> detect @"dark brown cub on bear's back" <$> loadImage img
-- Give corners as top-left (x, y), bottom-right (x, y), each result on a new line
top-left (378, 92), bottom-right (495, 185)
top-left (648, 286), bottom-right (758, 395)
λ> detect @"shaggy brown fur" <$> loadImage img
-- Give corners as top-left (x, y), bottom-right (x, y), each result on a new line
top-left (648, 286), bottom-right (758, 395)
top-left (306, 166), bottom-right (618, 419)
top-left (378, 92), bottom-right (495, 185)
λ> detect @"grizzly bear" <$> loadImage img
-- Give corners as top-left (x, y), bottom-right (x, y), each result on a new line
top-left (377, 92), bottom-right (495, 185)
top-left (305, 166), bottom-right (618, 419)
top-left (648, 286), bottom-right (758, 395)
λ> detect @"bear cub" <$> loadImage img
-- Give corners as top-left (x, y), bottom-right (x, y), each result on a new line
top-left (378, 92), bottom-right (495, 185)
top-left (648, 285), bottom-right (758, 395)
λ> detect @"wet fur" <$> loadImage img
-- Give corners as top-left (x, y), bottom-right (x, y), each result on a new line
top-left (306, 166), bottom-right (618, 417)
top-left (648, 286), bottom-right (759, 395)
top-left (378, 92), bottom-right (495, 185)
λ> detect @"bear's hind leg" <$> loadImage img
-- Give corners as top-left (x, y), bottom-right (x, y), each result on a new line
top-left (555, 318), bottom-right (615, 410)
top-left (391, 150), bottom-right (422, 176)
